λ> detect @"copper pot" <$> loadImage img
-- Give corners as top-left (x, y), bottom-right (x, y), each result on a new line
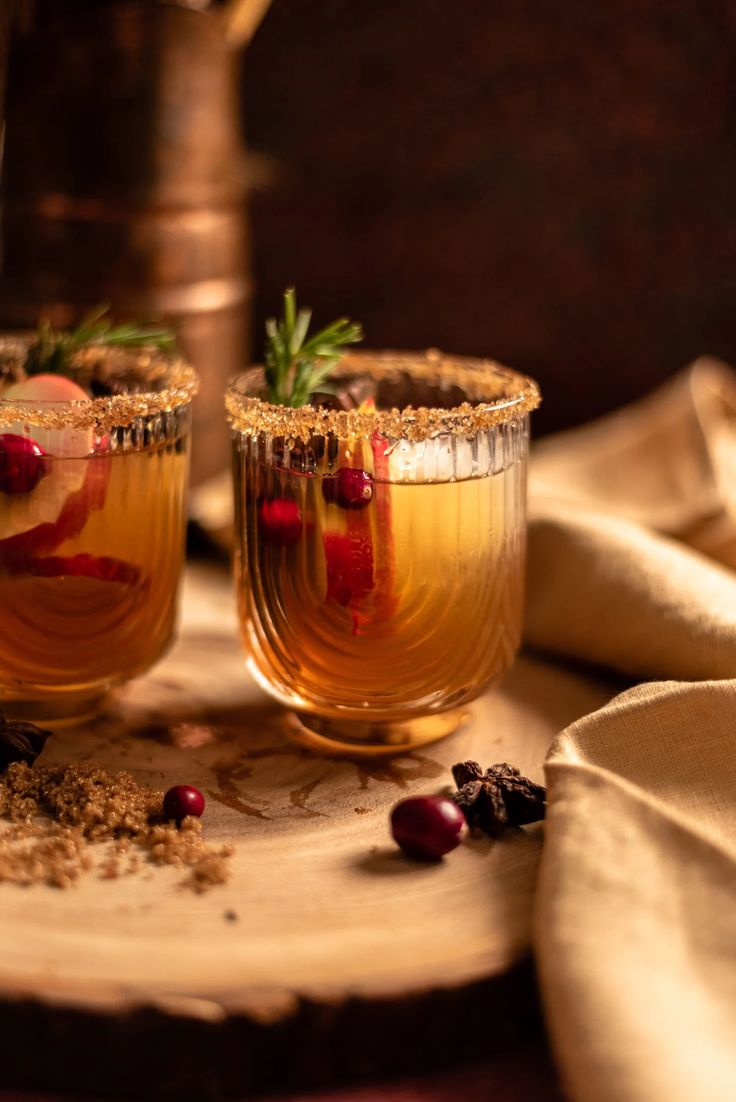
top-left (0, 0), bottom-right (251, 484)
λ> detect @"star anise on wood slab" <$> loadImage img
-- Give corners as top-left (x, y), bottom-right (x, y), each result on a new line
top-left (0, 713), bottom-right (52, 770)
top-left (451, 760), bottom-right (546, 836)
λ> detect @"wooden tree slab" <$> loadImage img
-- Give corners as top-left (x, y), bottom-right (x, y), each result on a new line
top-left (0, 564), bottom-right (617, 1099)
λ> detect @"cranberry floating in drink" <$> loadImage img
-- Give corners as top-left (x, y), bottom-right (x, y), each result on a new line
top-left (227, 292), bottom-right (540, 755)
top-left (322, 467), bottom-right (374, 509)
top-left (0, 433), bottom-right (47, 495)
top-left (258, 497), bottom-right (303, 545)
top-left (0, 313), bottom-right (198, 723)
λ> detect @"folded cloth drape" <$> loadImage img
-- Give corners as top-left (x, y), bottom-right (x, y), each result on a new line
top-left (526, 357), bottom-right (736, 1102)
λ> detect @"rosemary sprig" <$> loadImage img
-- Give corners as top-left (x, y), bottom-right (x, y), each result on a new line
top-left (25, 305), bottom-right (177, 377)
top-left (264, 288), bottom-right (363, 407)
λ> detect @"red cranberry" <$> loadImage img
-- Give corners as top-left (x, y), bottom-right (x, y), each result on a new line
top-left (24, 553), bottom-right (140, 586)
top-left (259, 497), bottom-right (302, 544)
top-left (390, 795), bottom-right (467, 860)
top-left (0, 433), bottom-right (46, 495)
top-left (323, 531), bottom-right (374, 607)
top-left (323, 467), bottom-right (373, 509)
top-left (163, 784), bottom-right (206, 823)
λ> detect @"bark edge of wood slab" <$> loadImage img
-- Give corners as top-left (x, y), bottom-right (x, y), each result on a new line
top-left (0, 961), bottom-right (541, 1100)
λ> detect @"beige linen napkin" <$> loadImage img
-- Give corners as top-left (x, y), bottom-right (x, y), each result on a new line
top-left (527, 356), bottom-right (736, 679)
top-left (528, 357), bottom-right (736, 1102)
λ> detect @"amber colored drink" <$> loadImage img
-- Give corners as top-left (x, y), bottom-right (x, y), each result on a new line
top-left (236, 459), bottom-right (525, 717)
top-left (0, 444), bottom-right (187, 706)
top-left (0, 339), bottom-right (197, 722)
top-left (229, 350), bottom-right (539, 755)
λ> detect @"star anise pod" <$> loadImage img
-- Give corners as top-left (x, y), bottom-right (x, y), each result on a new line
top-left (451, 760), bottom-right (545, 837)
top-left (0, 713), bottom-right (52, 770)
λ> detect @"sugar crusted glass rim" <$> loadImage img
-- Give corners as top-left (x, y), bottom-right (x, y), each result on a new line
top-left (226, 349), bottom-right (541, 442)
top-left (0, 336), bottom-right (199, 432)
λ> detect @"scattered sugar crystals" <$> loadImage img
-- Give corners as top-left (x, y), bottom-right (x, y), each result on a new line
top-left (0, 761), bottom-right (233, 892)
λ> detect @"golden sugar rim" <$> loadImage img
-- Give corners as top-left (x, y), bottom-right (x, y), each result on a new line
top-left (0, 338), bottom-right (199, 431)
top-left (225, 349), bottom-right (541, 442)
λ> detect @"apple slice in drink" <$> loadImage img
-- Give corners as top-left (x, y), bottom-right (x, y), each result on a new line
top-left (2, 373), bottom-right (95, 458)
top-left (321, 431), bottom-right (398, 636)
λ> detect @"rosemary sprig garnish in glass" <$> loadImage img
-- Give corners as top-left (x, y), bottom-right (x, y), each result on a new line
top-left (264, 288), bottom-right (363, 407)
top-left (24, 305), bottom-right (177, 377)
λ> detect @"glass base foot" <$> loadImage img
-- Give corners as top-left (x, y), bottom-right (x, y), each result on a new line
top-left (285, 708), bottom-right (467, 758)
top-left (0, 693), bottom-right (109, 729)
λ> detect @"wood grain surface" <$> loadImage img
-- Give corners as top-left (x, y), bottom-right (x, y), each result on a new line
top-left (0, 564), bottom-right (617, 1099)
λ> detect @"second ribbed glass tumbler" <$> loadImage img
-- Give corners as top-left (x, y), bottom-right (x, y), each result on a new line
top-left (227, 350), bottom-right (540, 756)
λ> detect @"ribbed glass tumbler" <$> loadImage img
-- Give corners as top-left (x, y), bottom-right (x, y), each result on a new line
top-left (0, 339), bottom-right (197, 724)
top-left (227, 351), bottom-right (540, 756)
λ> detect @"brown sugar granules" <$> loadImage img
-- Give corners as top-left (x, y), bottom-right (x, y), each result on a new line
top-left (0, 762), bottom-right (233, 892)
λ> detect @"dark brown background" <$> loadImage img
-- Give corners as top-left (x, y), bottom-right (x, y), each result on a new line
top-left (244, 0), bottom-right (736, 434)
top-left (1, 0), bottom-right (735, 439)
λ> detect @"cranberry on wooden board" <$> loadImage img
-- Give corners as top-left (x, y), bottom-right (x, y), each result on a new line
top-left (390, 795), bottom-right (467, 860)
top-left (163, 785), bottom-right (205, 824)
